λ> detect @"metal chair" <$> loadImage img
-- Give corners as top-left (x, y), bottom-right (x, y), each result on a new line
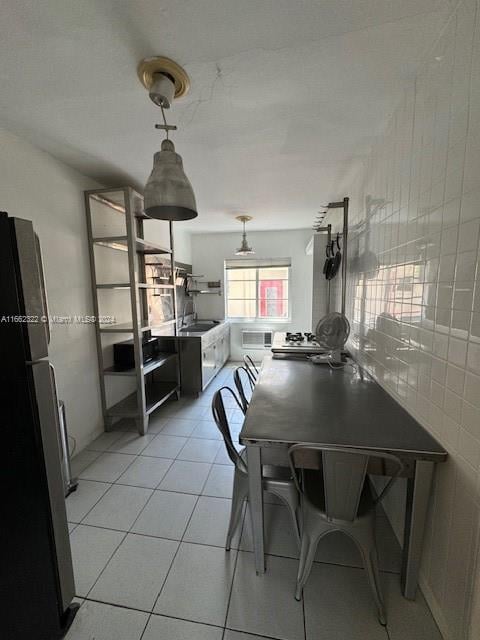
top-left (212, 387), bottom-right (300, 550)
top-left (288, 444), bottom-right (404, 625)
top-left (233, 366), bottom-right (255, 413)
top-left (243, 354), bottom-right (258, 382)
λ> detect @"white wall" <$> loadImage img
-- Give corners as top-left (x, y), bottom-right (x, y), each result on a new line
top-left (191, 229), bottom-right (313, 360)
top-left (143, 219), bottom-right (192, 264)
top-left (329, 1), bottom-right (480, 637)
top-left (174, 226), bottom-right (193, 265)
top-left (0, 128), bottom-right (103, 452)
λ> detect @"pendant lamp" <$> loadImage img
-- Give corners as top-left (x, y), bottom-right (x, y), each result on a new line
top-left (235, 215), bottom-right (255, 255)
top-left (144, 138), bottom-right (197, 220)
top-left (138, 56), bottom-right (198, 221)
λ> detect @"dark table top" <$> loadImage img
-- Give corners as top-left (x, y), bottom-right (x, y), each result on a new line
top-left (240, 357), bottom-right (447, 461)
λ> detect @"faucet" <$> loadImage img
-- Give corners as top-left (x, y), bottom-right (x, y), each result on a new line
top-left (181, 297), bottom-right (196, 327)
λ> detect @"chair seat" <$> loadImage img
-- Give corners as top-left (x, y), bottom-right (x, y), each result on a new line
top-left (238, 448), bottom-right (293, 482)
top-left (263, 464), bottom-right (293, 481)
top-left (303, 469), bottom-right (375, 519)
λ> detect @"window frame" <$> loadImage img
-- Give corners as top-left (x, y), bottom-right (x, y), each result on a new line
top-left (224, 263), bottom-right (292, 323)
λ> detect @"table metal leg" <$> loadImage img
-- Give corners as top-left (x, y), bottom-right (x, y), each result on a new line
top-left (401, 460), bottom-right (435, 599)
top-left (247, 445), bottom-right (265, 574)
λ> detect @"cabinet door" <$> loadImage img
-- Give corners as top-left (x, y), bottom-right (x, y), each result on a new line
top-left (221, 335), bottom-right (229, 366)
top-left (202, 344), bottom-right (216, 388)
top-left (222, 326), bottom-right (230, 364)
top-left (216, 337), bottom-right (225, 369)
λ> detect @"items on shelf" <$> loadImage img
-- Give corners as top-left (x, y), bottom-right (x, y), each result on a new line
top-left (187, 277), bottom-right (222, 295)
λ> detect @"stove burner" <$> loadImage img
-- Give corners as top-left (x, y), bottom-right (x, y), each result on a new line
top-left (273, 330), bottom-right (325, 356)
top-left (285, 331), bottom-right (318, 343)
top-left (285, 332), bottom-right (305, 343)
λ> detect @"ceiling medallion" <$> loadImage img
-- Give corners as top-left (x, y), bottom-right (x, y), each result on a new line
top-left (137, 56), bottom-right (190, 100)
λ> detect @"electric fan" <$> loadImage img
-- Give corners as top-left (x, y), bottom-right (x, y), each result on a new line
top-left (311, 312), bottom-right (350, 365)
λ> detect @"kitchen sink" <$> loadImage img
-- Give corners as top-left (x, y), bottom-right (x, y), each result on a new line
top-left (180, 322), bottom-right (219, 333)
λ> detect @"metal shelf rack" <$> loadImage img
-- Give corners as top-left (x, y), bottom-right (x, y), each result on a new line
top-left (85, 187), bottom-right (180, 435)
top-left (187, 278), bottom-right (222, 296)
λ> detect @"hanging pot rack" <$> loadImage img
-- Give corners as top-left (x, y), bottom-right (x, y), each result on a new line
top-left (312, 197), bottom-right (349, 316)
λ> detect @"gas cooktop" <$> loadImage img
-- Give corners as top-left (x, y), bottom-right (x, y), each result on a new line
top-left (285, 331), bottom-right (316, 343)
top-left (271, 331), bottom-right (327, 355)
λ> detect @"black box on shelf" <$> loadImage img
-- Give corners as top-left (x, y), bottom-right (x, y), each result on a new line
top-left (113, 336), bottom-right (159, 370)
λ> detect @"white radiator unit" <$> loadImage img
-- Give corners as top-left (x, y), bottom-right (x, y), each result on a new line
top-left (242, 330), bottom-right (273, 349)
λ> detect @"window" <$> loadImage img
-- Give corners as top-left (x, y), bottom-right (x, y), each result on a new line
top-left (225, 258), bottom-right (291, 320)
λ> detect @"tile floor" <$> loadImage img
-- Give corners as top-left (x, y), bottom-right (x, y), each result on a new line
top-left (66, 363), bottom-right (442, 640)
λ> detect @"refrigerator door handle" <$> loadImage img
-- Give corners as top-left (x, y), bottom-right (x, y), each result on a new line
top-left (48, 362), bottom-right (63, 460)
top-left (35, 232), bottom-right (51, 345)
top-left (49, 362), bottom-right (77, 496)
top-left (29, 360), bottom-right (76, 611)
top-left (48, 361), bottom-right (60, 415)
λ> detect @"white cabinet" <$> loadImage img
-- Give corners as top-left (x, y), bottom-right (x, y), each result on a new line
top-left (178, 323), bottom-right (230, 395)
top-left (202, 343), bottom-right (216, 387)
top-left (205, 323), bottom-right (230, 386)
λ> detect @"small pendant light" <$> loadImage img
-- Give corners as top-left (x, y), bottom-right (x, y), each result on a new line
top-left (235, 215), bottom-right (255, 255)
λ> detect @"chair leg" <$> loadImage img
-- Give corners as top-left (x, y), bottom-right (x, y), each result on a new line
top-left (366, 545), bottom-right (386, 626)
top-left (295, 532), bottom-right (320, 601)
top-left (355, 534), bottom-right (387, 626)
top-left (286, 500), bottom-right (301, 545)
top-left (269, 487), bottom-right (301, 545)
top-left (226, 472), bottom-right (248, 551)
top-left (295, 533), bottom-right (311, 600)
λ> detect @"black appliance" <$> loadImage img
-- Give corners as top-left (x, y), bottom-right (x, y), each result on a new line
top-left (113, 335), bottom-right (159, 370)
top-left (0, 212), bottom-right (78, 639)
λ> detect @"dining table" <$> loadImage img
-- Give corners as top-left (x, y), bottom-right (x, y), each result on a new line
top-left (239, 355), bottom-right (447, 600)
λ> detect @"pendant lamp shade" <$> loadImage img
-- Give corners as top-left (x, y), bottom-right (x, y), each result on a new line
top-left (235, 215), bottom-right (255, 255)
top-left (235, 235), bottom-right (255, 255)
top-left (144, 139), bottom-right (198, 220)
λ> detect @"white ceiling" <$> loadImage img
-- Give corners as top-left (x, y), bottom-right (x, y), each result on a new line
top-left (0, 1), bottom-right (450, 233)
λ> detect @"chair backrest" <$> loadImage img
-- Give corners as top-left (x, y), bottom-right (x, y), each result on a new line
top-left (243, 354), bottom-right (258, 381)
top-left (211, 387), bottom-right (247, 473)
top-left (288, 444), bottom-right (403, 522)
top-left (233, 366), bottom-right (255, 413)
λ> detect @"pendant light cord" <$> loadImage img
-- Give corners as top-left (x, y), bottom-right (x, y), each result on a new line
top-left (155, 106), bottom-right (177, 139)
top-left (160, 105), bottom-right (169, 139)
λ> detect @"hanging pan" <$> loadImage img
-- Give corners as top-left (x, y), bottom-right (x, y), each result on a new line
top-left (328, 234), bottom-right (342, 279)
top-left (323, 241), bottom-right (335, 279)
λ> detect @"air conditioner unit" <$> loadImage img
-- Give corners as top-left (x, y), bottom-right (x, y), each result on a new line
top-left (242, 330), bottom-right (273, 349)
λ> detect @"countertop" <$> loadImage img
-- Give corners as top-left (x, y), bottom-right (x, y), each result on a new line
top-left (176, 319), bottom-right (229, 338)
top-left (240, 356), bottom-right (447, 461)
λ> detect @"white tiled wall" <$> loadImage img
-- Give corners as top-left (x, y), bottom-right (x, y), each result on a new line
top-left (328, 1), bottom-right (480, 637)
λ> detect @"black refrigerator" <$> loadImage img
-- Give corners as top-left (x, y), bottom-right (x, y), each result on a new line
top-left (0, 212), bottom-right (78, 639)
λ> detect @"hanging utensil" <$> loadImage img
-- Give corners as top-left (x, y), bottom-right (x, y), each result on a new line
top-left (329, 234), bottom-right (342, 279)
top-left (323, 241), bottom-right (331, 276)
top-left (324, 240), bottom-right (336, 280)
